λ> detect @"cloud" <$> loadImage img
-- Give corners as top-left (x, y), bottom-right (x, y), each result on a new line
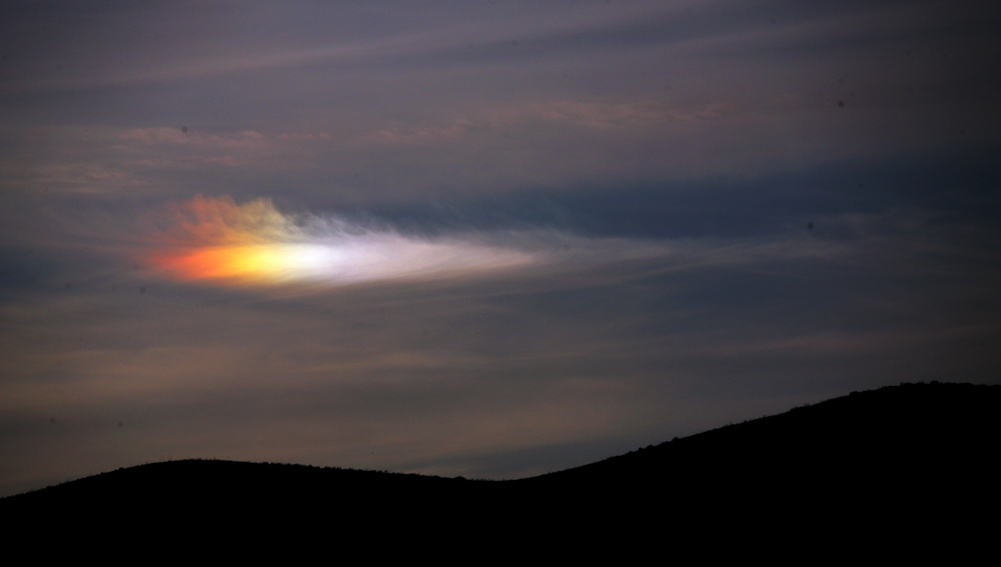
top-left (147, 196), bottom-right (543, 286)
top-left (143, 195), bottom-right (865, 290)
top-left (158, 195), bottom-right (299, 246)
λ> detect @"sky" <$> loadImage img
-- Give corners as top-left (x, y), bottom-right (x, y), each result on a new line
top-left (2, 0), bottom-right (1000, 497)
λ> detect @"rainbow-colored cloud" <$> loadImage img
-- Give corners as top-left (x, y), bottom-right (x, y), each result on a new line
top-left (149, 196), bottom-right (536, 286)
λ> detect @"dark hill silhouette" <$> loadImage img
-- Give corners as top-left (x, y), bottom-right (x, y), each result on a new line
top-left (4, 382), bottom-right (998, 556)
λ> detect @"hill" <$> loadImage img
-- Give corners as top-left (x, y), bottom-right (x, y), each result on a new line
top-left (3, 382), bottom-right (997, 555)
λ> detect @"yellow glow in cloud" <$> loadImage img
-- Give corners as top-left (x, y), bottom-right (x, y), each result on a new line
top-left (149, 197), bottom-right (536, 286)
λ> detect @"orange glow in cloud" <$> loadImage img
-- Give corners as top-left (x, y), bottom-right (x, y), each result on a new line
top-left (148, 197), bottom-right (536, 287)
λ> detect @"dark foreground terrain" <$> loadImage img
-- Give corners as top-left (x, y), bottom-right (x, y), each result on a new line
top-left (4, 382), bottom-right (998, 556)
